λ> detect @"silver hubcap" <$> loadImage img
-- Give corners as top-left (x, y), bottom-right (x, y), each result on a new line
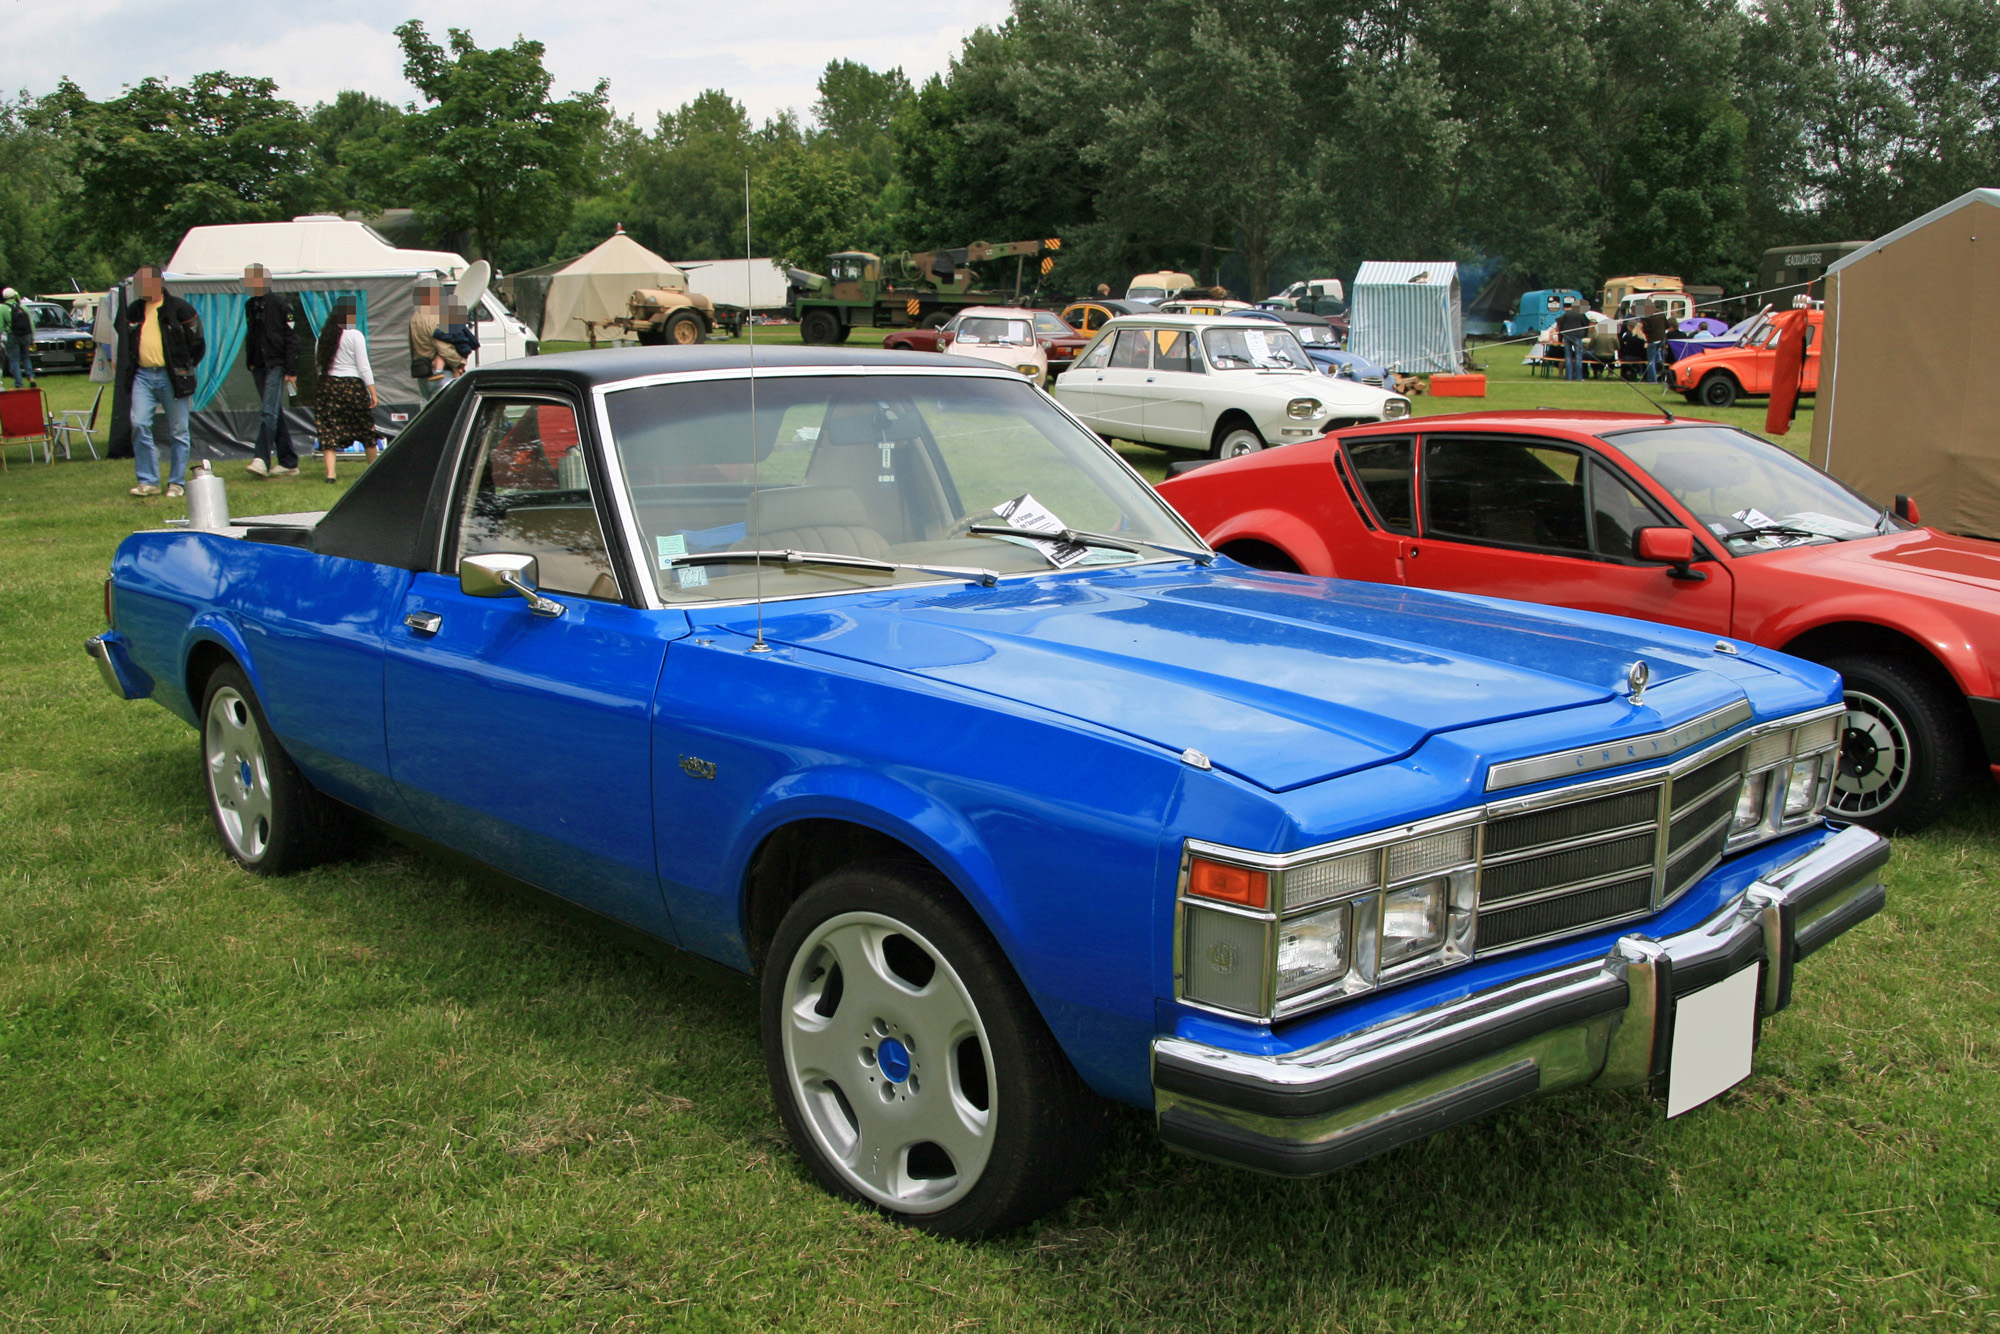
top-left (1221, 430), bottom-right (1262, 458)
top-left (780, 911), bottom-right (995, 1214)
top-left (205, 687), bottom-right (273, 860)
top-left (1829, 688), bottom-right (1909, 817)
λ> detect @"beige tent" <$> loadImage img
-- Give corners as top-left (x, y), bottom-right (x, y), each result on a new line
top-left (1810, 188), bottom-right (2000, 537)
top-left (538, 230), bottom-right (686, 341)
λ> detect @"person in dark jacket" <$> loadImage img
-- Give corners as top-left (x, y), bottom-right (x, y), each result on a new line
top-left (121, 264), bottom-right (206, 498)
top-left (1640, 299), bottom-right (1671, 383)
top-left (1555, 297), bottom-right (1589, 381)
top-left (242, 264), bottom-right (299, 476)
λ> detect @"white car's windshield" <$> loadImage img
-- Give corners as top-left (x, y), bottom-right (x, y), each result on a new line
top-left (1608, 424), bottom-right (1895, 555)
top-left (956, 318), bottom-right (1032, 346)
top-left (605, 374), bottom-right (1201, 602)
top-left (1202, 326), bottom-right (1312, 371)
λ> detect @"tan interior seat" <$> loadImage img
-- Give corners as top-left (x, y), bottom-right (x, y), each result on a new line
top-left (750, 486), bottom-right (892, 560)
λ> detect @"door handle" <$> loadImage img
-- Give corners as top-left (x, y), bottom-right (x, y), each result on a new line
top-left (404, 611), bottom-right (442, 636)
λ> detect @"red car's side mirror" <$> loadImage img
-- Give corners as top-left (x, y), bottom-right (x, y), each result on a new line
top-left (1634, 527), bottom-right (1706, 581)
top-left (1894, 493), bottom-right (1921, 525)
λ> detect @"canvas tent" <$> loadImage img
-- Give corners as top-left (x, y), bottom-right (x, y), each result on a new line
top-left (1808, 188), bottom-right (2000, 538)
top-left (539, 231), bottom-right (686, 341)
top-left (1349, 262), bottom-right (1464, 374)
top-left (499, 252), bottom-right (579, 339)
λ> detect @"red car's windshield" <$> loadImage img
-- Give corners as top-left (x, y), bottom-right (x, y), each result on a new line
top-left (1605, 424), bottom-right (1900, 555)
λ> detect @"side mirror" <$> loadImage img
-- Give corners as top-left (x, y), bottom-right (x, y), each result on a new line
top-left (459, 552), bottom-right (565, 617)
top-left (1634, 527), bottom-right (1706, 581)
top-left (1894, 493), bottom-right (1921, 525)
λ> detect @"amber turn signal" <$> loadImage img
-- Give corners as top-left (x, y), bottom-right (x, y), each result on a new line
top-left (1187, 857), bottom-right (1270, 909)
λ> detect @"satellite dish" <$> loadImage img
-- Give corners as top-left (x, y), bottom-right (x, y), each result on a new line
top-left (453, 260), bottom-right (491, 314)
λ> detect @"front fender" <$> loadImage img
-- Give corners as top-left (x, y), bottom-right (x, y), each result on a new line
top-left (1765, 599), bottom-right (1999, 700)
top-left (1207, 509), bottom-right (1335, 575)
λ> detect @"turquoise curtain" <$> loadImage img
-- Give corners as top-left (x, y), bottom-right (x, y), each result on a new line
top-left (297, 289), bottom-right (369, 340)
top-left (184, 293), bottom-right (246, 411)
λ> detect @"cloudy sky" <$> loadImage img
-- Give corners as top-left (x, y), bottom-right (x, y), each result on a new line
top-left (4, 1), bottom-right (1016, 125)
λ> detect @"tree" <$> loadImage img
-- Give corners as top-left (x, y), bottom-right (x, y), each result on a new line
top-left (53, 72), bottom-right (331, 263)
top-left (756, 151), bottom-right (865, 269)
top-left (310, 91), bottom-right (403, 214)
top-left (390, 21), bottom-right (609, 260)
top-left (0, 94), bottom-right (112, 293)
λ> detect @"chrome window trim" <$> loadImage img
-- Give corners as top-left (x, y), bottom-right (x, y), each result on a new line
top-left (1484, 699), bottom-right (1752, 790)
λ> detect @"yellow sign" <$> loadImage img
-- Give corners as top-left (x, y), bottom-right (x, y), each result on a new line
top-left (906, 298), bottom-right (921, 316)
top-left (1041, 257), bottom-right (1054, 274)
top-left (1046, 238), bottom-right (1062, 250)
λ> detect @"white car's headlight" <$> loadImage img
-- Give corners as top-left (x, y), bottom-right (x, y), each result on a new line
top-left (1287, 397), bottom-right (1324, 420)
top-left (1383, 397), bottom-right (1412, 420)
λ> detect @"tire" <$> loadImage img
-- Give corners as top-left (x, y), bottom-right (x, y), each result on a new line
top-left (1822, 654), bottom-right (1971, 833)
top-left (799, 310), bottom-right (841, 345)
top-left (665, 311), bottom-right (702, 345)
top-left (761, 860), bottom-right (1106, 1237)
top-left (1212, 421), bottom-right (1266, 459)
top-left (199, 663), bottom-right (353, 875)
top-left (1697, 372), bottom-right (1739, 409)
top-left (635, 327), bottom-right (666, 346)
top-left (830, 323), bottom-right (853, 344)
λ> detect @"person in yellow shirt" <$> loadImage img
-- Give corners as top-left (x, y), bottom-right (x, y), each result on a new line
top-left (119, 264), bottom-right (206, 498)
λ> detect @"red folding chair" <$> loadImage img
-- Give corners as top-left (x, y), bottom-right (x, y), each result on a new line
top-left (0, 387), bottom-right (50, 469)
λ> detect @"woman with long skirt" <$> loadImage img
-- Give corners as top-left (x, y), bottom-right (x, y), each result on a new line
top-left (313, 301), bottom-right (378, 483)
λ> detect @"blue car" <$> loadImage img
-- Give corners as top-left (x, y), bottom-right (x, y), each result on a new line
top-left (89, 346), bottom-right (1887, 1237)
top-left (1505, 288), bottom-right (1586, 338)
top-left (1236, 308), bottom-right (1390, 385)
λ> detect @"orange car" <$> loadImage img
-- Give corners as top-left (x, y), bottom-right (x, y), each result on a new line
top-left (1667, 308), bottom-right (1822, 409)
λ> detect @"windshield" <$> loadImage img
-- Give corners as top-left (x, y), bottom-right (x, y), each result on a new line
top-left (1127, 287), bottom-right (1165, 301)
top-left (1607, 424), bottom-right (1896, 555)
top-left (955, 318), bottom-right (1032, 346)
top-left (604, 373), bottom-right (1201, 603)
top-left (1202, 325), bottom-right (1312, 371)
top-left (1032, 312), bottom-right (1072, 337)
top-left (1289, 323), bottom-right (1338, 347)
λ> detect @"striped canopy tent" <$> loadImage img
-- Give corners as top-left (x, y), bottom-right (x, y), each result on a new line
top-left (1349, 262), bottom-right (1464, 375)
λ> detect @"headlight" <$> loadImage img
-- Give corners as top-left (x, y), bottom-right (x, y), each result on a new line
top-left (1276, 902), bottom-right (1351, 995)
top-left (1380, 879), bottom-right (1447, 966)
top-left (1384, 398), bottom-right (1411, 420)
top-left (1016, 363), bottom-right (1039, 377)
top-left (1287, 397), bottom-right (1323, 420)
top-left (1726, 709), bottom-right (1842, 850)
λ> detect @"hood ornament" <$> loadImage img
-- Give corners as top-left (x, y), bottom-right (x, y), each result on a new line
top-left (1624, 659), bottom-right (1651, 705)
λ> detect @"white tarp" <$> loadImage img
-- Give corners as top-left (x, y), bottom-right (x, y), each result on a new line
top-left (675, 258), bottom-right (789, 310)
top-left (540, 232), bottom-right (686, 341)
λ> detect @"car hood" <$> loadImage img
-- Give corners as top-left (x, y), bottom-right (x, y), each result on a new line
top-left (1771, 528), bottom-right (2000, 601)
top-left (734, 568), bottom-right (1761, 792)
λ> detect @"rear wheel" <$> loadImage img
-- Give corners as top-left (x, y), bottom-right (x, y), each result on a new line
top-left (800, 310), bottom-right (841, 345)
top-left (762, 861), bottom-right (1105, 1237)
top-left (200, 663), bottom-right (353, 874)
top-left (1822, 653), bottom-right (1971, 832)
top-left (665, 311), bottom-right (703, 345)
top-left (1698, 372), bottom-right (1739, 409)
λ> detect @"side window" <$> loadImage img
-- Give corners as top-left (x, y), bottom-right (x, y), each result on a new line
top-left (1074, 335), bottom-right (1113, 370)
top-left (1108, 329), bottom-right (1153, 369)
top-left (1589, 461), bottom-right (1669, 559)
top-left (1424, 437), bottom-right (1588, 552)
top-left (456, 398), bottom-right (621, 601)
top-left (1343, 437), bottom-right (1413, 532)
top-left (1153, 328), bottom-right (1200, 372)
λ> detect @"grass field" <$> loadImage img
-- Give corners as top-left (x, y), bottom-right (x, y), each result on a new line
top-left (3, 362), bottom-right (1997, 1331)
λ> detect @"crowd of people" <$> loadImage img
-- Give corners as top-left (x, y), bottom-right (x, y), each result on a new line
top-left (1540, 296), bottom-right (1675, 383)
top-left (115, 263), bottom-right (473, 497)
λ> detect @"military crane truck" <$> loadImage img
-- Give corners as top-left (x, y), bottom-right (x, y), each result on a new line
top-left (789, 238), bottom-right (1061, 344)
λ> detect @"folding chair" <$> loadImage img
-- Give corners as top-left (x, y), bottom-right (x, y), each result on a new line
top-left (47, 385), bottom-right (103, 461)
top-left (0, 387), bottom-right (50, 470)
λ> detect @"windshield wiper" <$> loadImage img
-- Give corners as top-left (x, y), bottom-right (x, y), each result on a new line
top-left (1726, 523), bottom-right (1821, 541)
top-left (966, 524), bottom-right (1215, 565)
top-left (670, 549), bottom-right (998, 586)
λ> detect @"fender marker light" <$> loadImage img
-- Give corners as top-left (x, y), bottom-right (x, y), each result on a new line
top-left (1187, 857), bottom-right (1269, 910)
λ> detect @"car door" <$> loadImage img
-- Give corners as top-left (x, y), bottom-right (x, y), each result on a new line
top-left (1089, 327), bottom-right (1157, 442)
top-left (382, 391), bottom-right (687, 941)
top-left (1332, 434), bottom-right (1422, 583)
top-left (1404, 433), bottom-right (1734, 634)
top-left (1141, 327), bottom-right (1209, 449)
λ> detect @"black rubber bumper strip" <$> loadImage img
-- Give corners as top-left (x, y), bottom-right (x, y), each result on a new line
top-left (1159, 1060), bottom-right (1542, 1177)
top-left (1154, 972), bottom-right (1625, 1120)
top-left (1795, 880), bottom-right (1887, 960)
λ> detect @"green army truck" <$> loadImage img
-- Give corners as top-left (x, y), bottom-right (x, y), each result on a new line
top-left (790, 239), bottom-right (1062, 344)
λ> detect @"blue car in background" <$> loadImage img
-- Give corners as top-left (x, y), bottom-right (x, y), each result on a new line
top-left (88, 346), bottom-right (1888, 1237)
top-left (1237, 307), bottom-right (1390, 385)
top-left (1504, 288), bottom-right (1585, 338)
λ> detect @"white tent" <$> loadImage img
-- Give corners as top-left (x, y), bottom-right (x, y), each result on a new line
top-left (540, 231), bottom-right (686, 341)
top-left (1349, 262), bottom-right (1464, 374)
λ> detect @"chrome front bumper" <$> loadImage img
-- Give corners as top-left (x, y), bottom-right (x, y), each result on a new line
top-left (1152, 824), bottom-right (1889, 1177)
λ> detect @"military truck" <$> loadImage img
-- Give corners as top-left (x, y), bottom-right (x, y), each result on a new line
top-left (789, 239), bottom-right (1061, 344)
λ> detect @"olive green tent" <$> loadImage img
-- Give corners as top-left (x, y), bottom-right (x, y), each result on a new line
top-left (1809, 188), bottom-right (2000, 537)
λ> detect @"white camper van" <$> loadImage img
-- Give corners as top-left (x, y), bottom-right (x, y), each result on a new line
top-left (168, 215), bottom-right (538, 365)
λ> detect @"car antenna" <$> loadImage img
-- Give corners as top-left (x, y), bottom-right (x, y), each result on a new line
top-left (746, 167), bottom-right (771, 653)
top-left (1615, 348), bottom-right (1676, 421)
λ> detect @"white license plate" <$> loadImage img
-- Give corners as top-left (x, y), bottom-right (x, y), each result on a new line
top-left (1666, 965), bottom-right (1760, 1117)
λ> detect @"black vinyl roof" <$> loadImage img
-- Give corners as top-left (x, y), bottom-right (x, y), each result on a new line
top-left (465, 344), bottom-right (977, 391)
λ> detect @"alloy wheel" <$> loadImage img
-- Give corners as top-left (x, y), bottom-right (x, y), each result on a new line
top-left (1829, 688), bottom-right (1910, 818)
top-left (204, 686), bottom-right (273, 861)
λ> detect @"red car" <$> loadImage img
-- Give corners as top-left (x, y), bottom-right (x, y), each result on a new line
top-left (883, 308), bottom-right (1088, 373)
top-left (1159, 409), bottom-right (2000, 832)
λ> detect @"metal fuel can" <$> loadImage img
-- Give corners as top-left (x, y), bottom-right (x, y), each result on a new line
top-left (185, 459), bottom-right (230, 531)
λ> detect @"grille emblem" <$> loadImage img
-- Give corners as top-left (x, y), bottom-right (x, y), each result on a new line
top-left (1625, 659), bottom-right (1650, 705)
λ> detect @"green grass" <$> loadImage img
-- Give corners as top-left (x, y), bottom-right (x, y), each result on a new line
top-left (3, 367), bottom-right (1995, 1331)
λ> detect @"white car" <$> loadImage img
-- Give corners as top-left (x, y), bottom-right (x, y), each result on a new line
top-left (942, 307), bottom-right (1050, 385)
top-left (1052, 314), bottom-right (1410, 458)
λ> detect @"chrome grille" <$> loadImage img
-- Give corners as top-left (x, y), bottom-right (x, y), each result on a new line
top-left (1473, 740), bottom-right (1747, 953)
